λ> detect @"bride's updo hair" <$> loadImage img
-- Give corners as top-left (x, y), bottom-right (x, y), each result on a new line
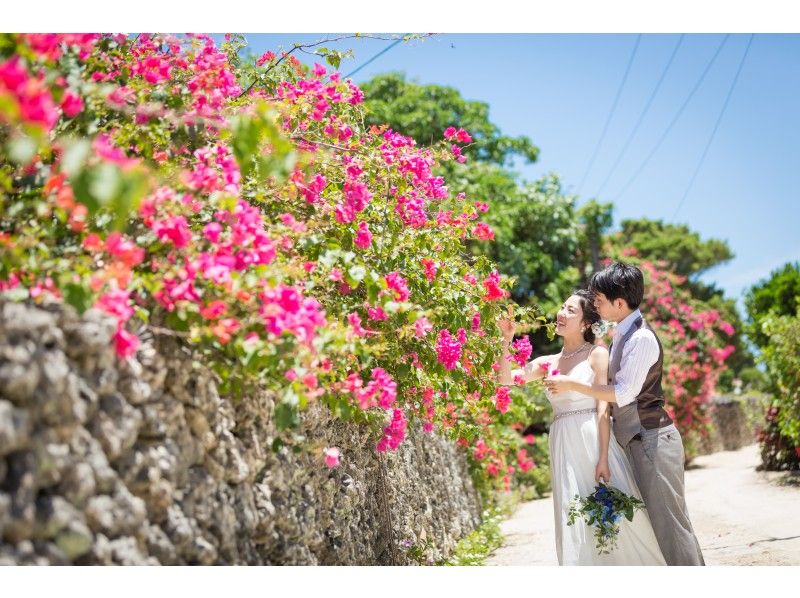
top-left (573, 289), bottom-right (601, 344)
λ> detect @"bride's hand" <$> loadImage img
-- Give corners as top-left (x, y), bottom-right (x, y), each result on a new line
top-left (543, 374), bottom-right (574, 395)
top-left (595, 458), bottom-right (611, 484)
top-left (498, 304), bottom-right (516, 341)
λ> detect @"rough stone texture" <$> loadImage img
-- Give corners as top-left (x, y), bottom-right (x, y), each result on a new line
top-left (0, 298), bottom-right (482, 565)
top-left (696, 394), bottom-right (764, 456)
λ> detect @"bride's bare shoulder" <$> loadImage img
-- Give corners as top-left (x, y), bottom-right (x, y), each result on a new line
top-left (588, 345), bottom-right (609, 363)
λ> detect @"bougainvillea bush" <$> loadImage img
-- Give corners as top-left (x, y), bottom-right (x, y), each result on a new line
top-left (0, 33), bottom-right (550, 494)
top-left (603, 251), bottom-right (737, 462)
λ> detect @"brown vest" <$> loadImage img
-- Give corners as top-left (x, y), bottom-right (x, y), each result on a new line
top-left (608, 315), bottom-right (673, 446)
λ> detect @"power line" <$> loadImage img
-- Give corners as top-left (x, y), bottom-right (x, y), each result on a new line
top-left (593, 34), bottom-right (685, 199)
top-left (672, 34), bottom-right (755, 220)
top-left (576, 34), bottom-right (642, 195)
top-left (612, 34), bottom-right (730, 203)
top-left (344, 35), bottom-right (409, 79)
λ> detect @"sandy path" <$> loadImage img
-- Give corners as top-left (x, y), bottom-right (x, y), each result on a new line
top-left (486, 444), bottom-right (800, 565)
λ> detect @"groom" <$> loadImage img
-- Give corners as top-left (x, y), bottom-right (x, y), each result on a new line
top-left (564, 261), bottom-right (704, 566)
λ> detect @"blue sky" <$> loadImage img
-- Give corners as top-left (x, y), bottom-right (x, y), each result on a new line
top-left (235, 33), bottom-right (800, 311)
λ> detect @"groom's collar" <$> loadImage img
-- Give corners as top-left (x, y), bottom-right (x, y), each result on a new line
top-left (614, 308), bottom-right (643, 338)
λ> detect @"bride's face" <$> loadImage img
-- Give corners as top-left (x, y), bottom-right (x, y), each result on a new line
top-left (555, 295), bottom-right (585, 338)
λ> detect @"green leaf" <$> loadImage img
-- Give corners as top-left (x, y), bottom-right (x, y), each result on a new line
top-left (274, 402), bottom-right (299, 431)
top-left (62, 282), bottom-right (93, 315)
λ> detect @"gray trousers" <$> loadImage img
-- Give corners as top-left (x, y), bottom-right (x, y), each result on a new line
top-left (624, 423), bottom-right (705, 566)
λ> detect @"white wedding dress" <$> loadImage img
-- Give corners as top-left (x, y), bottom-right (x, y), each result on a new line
top-left (545, 359), bottom-right (666, 565)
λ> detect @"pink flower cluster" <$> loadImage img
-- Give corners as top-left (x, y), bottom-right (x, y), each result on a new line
top-left (334, 180), bottom-right (373, 224)
top-left (376, 408), bottom-right (407, 452)
top-left (420, 258), bottom-right (438, 282)
top-left (290, 169), bottom-right (327, 204)
top-left (344, 367), bottom-right (398, 410)
top-left (414, 316), bottom-right (433, 338)
top-left (494, 386), bottom-right (511, 413)
top-left (0, 56), bottom-right (58, 131)
top-left (384, 271), bottom-right (410, 302)
top-left (259, 284), bottom-right (328, 346)
top-left (508, 336), bottom-right (533, 367)
top-left (22, 33), bottom-right (100, 62)
top-left (436, 328), bottom-right (465, 370)
top-left (395, 194), bottom-right (428, 228)
top-left (183, 144), bottom-right (241, 195)
top-left (354, 221), bottom-right (372, 249)
top-left (481, 271), bottom-right (508, 301)
top-left (95, 288), bottom-right (140, 359)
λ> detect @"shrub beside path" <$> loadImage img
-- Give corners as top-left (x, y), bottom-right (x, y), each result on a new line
top-left (486, 444), bottom-right (800, 565)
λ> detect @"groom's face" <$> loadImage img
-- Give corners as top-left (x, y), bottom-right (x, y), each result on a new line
top-left (593, 292), bottom-right (618, 321)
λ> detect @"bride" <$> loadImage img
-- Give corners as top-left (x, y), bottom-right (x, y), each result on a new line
top-left (498, 290), bottom-right (666, 566)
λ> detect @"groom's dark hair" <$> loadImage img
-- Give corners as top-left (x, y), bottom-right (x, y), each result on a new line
top-left (589, 262), bottom-right (644, 309)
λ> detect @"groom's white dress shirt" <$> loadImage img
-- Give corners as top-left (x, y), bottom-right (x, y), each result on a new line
top-left (611, 308), bottom-right (660, 408)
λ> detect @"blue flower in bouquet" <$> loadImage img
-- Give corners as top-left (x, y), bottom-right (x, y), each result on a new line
top-left (567, 482), bottom-right (646, 555)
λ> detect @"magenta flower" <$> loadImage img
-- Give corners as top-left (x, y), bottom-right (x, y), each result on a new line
top-left (455, 128), bottom-right (472, 143)
top-left (256, 51), bottom-right (275, 67)
top-left (443, 126), bottom-right (456, 139)
top-left (96, 289), bottom-right (135, 322)
top-left (376, 408), bottom-right (407, 452)
top-left (510, 336), bottom-right (533, 367)
top-left (436, 329), bottom-right (463, 370)
top-left (494, 386), bottom-right (511, 413)
top-left (472, 223), bottom-right (495, 241)
top-left (367, 305), bottom-right (388, 321)
top-left (415, 316), bottom-right (433, 338)
top-left (420, 258), bottom-right (438, 282)
top-left (60, 90), bottom-right (83, 118)
top-left (152, 215), bottom-right (192, 248)
top-left (481, 271), bottom-right (507, 301)
top-left (323, 447), bottom-right (341, 468)
top-left (385, 271), bottom-right (410, 302)
top-left (354, 221), bottom-right (372, 249)
top-left (113, 326), bottom-right (139, 360)
top-left (471, 312), bottom-right (481, 331)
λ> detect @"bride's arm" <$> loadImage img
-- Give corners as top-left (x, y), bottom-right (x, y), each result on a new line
top-left (497, 344), bottom-right (550, 385)
top-left (590, 346), bottom-right (612, 483)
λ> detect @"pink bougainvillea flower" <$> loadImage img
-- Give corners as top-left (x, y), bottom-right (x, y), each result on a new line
top-left (354, 221), bottom-right (372, 249)
top-left (420, 258), bottom-right (438, 282)
top-left (455, 128), bottom-right (472, 143)
top-left (494, 386), bottom-right (511, 413)
top-left (472, 222), bottom-right (495, 241)
top-left (384, 271), bottom-right (410, 302)
top-left (507, 336), bottom-right (532, 367)
top-left (376, 408), bottom-right (407, 452)
top-left (323, 447), bottom-right (341, 468)
top-left (436, 329), bottom-right (463, 370)
top-left (415, 316), bottom-right (433, 338)
top-left (256, 51), bottom-right (275, 67)
top-left (481, 271), bottom-right (507, 301)
top-left (113, 326), bottom-right (139, 359)
top-left (60, 90), bottom-right (84, 118)
top-left (152, 215), bottom-right (192, 248)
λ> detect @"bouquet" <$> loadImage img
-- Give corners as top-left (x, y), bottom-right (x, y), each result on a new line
top-left (567, 482), bottom-right (646, 554)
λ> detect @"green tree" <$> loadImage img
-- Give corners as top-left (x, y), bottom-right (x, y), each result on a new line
top-left (360, 72), bottom-right (539, 167)
top-left (744, 262), bottom-right (800, 349)
top-left (609, 219), bottom-right (734, 279)
top-left (576, 199), bottom-right (614, 283)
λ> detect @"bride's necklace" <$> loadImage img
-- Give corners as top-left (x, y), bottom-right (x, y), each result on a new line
top-left (560, 341), bottom-right (591, 360)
